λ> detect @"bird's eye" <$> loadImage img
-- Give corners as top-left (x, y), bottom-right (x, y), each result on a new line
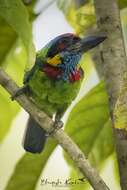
top-left (62, 39), bottom-right (68, 43)
top-left (58, 42), bottom-right (65, 49)
top-left (58, 38), bottom-right (70, 50)
top-left (73, 36), bottom-right (80, 42)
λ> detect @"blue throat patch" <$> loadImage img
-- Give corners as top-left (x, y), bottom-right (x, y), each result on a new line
top-left (58, 52), bottom-right (81, 81)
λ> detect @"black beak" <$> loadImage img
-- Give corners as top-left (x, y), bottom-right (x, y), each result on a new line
top-left (69, 35), bottom-right (106, 52)
top-left (81, 36), bottom-right (106, 52)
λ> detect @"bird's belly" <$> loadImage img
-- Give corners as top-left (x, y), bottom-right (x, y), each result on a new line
top-left (28, 70), bottom-right (82, 116)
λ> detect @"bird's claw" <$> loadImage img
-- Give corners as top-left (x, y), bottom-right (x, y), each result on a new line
top-left (11, 89), bottom-right (23, 100)
top-left (54, 119), bottom-right (63, 129)
top-left (11, 85), bottom-right (29, 101)
top-left (45, 120), bottom-right (63, 137)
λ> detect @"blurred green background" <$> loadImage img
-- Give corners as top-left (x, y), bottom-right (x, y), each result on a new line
top-left (0, 0), bottom-right (127, 189)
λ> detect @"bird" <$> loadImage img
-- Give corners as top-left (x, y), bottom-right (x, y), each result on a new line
top-left (12, 33), bottom-right (106, 153)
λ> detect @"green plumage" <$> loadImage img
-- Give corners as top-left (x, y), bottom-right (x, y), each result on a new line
top-left (28, 65), bottom-right (83, 117)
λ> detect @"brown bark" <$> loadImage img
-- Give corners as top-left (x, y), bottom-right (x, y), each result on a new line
top-left (94, 0), bottom-right (127, 189)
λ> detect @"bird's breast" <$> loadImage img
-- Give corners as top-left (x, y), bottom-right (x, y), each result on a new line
top-left (43, 65), bottom-right (63, 80)
top-left (42, 64), bottom-right (83, 83)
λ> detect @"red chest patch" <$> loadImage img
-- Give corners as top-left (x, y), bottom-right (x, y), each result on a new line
top-left (43, 65), bottom-right (83, 82)
top-left (43, 65), bottom-right (62, 80)
top-left (69, 70), bottom-right (82, 82)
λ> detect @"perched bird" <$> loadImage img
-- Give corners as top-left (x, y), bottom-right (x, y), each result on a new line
top-left (13, 33), bottom-right (106, 153)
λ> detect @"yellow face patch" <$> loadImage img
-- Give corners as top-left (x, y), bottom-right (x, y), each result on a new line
top-left (47, 54), bottom-right (61, 66)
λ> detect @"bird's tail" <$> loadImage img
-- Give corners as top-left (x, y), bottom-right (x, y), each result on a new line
top-left (22, 117), bottom-right (47, 153)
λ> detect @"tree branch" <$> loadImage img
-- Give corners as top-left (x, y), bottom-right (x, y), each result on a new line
top-left (37, 0), bottom-right (57, 15)
top-left (0, 68), bottom-right (110, 190)
top-left (94, 0), bottom-right (127, 189)
top-left (91, 42), bottom-right (105, 79)
top-left (74, 0), bottom-right (88, 8)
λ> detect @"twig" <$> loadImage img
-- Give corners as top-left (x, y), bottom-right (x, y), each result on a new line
top-left (94, 0), bottom-right (127, 189)
top-left (36, 0), bottom-right (57, 15)
top-left (74, 0), bottom-right (88, 8)
top-left (0, 68), bottom-right (110, 190)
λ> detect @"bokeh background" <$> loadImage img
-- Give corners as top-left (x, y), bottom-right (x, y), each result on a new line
top-left (0, 0), bottom-right (127, 189)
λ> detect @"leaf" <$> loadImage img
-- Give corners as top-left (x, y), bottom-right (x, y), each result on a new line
top-left (69, 167), bottom-right (90, 190)
top-left (0, 0), bottom-right (36, 141)
top-left (70, 121), bottom-right (114, 190)
top-left (57, 0), bottom-right (96, 35)
top-left (68, 2), bottom-right (95, 36)
top-left (64, 82), bottom-right (114, 167)
top-left (5, 139), bottom-right (57, 190)
top-left (22, 0), bottom-right (38, 21)
top-left (57, 0), bottom-right (127, 36)
top-left (57, 0), bottom-right (72, 14)
top-left (118, 0), bottom-right (127, 9)
top-left (112, 153), bottom-right (120, 186)
top-left (88, 119), bottom-right (114, 166)
top-left (121, 9), bottom-right (127, 67)
top-left (0, 88), bottom-right (19, 142)
top-left (73, 0), bottom-right (89, 8)
top-left (63, 82), bottom-right (114, 190)
top-left (0, 17), bottom-right (17, 66)
top-left (0, 41), bottom-right (27, 142)
top-left (0, 0), bottom-right (35, 68)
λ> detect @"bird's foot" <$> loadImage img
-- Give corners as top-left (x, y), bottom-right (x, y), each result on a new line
top-left (11, 85), bottom-right (29, 100)
top-left (45, 120), bottom-right (63, 137)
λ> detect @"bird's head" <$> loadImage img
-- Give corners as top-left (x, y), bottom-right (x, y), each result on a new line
top-left (46, 33), bottom-right (106, 56)
top-left (37, 33), bottom-right (106, 82)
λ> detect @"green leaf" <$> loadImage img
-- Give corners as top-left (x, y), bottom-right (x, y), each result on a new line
top-left (112, 153), bottom-right (120, 186)
top-left (4, 41), bottom-right (27, 85)
top-left (64, 82), bottom-right (114, 166)
top-left (121, 9), bottom-right (127, 57)
top-left (22, 0), bottom-right (38, 21)
top-left (57, 0), bottom-right (96, 35)
top-left (119, 0), bottom-right (127, 9)
top-left (88, 119), bottom-right (114, 166)
top-left (64, 82), bottom-right (114, 190)
top-left (57, 0), bottom-right (127, 36)
top-left (0, 0), bottom-right (36, 141)
top-left (0, 41), bottom-right (27, 142)
top-left (0, 88), bottom-right (19, 142)
top-left (5, 139), bottom-right (57, 190)
top-left (0, 17), bottom-right (17, 66)
top-left (73, 0), bottom-right (89, 8)
top-left (69, 168), bottom-right (90, 190)
top-left (0, 0), bottom-right (35, 68)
